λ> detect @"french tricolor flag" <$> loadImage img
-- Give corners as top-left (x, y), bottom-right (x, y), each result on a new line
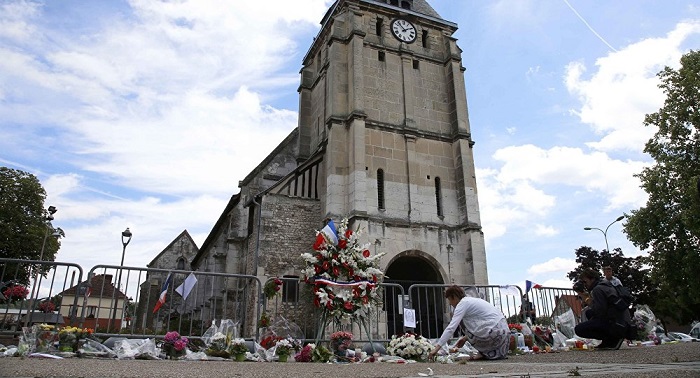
top-left (320, 219), bottom-right (338, 246)
top-left (525, 280), bottom-right (542, 293)
top-left (152, 273), bottom-right (173, 313)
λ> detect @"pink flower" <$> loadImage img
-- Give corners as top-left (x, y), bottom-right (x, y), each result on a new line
top-left (164, 331), bottom-right (180, 343)
top-left (174, 339), bottom-right (187, 351)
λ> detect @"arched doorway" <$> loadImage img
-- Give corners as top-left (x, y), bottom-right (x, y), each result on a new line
top-left (384, 253), bottom-right (444, 338)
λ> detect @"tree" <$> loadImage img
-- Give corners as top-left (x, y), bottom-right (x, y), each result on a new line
top-left (566, 246), bottom-right (655, 308)
top-left (624, 50), bottom-right (700, 324)
top-left (0, 167), bottom-right (63, 284)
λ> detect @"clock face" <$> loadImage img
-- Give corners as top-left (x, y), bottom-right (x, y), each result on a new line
top-left (391, 19), bottom-right (417, 43)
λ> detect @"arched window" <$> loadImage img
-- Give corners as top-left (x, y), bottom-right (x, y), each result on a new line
top-left (177, 257), bottom-right (185, 270)
top-left (377, 169), bottom-right (385, 210)
top-left (435, 177), bottom-right (443, 217)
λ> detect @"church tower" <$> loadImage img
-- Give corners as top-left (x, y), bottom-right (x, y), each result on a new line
top-left (296, 0), bottom-right (488, 289)
top-left (189, 0), bottom-right (488, 339)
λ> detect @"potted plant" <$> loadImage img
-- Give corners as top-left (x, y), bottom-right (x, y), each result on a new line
top-left (275, 338), bottom-right (294, 362)
top-left (229, 338), bottom-right (248, 362)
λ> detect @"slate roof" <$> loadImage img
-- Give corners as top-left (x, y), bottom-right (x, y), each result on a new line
top-left (59, 274), bottom-right (127, 300)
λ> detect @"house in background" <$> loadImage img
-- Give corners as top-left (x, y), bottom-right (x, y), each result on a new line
top-left (59, 274), bottom-right (127, 330)
top-left (136, 230), bottom-right (198, 332)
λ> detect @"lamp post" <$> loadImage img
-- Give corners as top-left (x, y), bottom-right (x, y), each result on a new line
top-left (584, 215), bottom-right (625, 252)
top-left (112, 227), bottom-right (132, 329)
top-left (26, 206), bottom-right (58, 326)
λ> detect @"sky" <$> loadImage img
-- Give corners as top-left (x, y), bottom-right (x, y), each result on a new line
top-left (1, 0), bottom-right (699, 293)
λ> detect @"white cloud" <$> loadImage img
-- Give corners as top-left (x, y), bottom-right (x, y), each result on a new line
top-left (533, 224), bottom-right (558, 237)
top-left (565, 21), bottom-right (700, 152)
top-left (527, 257), bottom-right (577, 275)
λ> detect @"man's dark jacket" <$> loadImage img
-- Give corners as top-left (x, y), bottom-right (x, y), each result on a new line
top-left (586, 279), bottom-right (632, 334)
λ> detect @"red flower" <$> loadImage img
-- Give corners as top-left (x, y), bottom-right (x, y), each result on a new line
top-left (332, 266), bottom-right (340, 277)
top-left (314, 297), bottom-right (321, 307)
top-left (343, 301), bottom-right (354, 311)
top-left (362, 249), bottom-right (370, 257)
top-left (322, 261), bottom-right (330, 271)
top-left (338, 239), bottom-right (347, 249)
top-left (326, 301), bottom-right (334, 310)
top-left (362, 296), bottom-right (369, 304)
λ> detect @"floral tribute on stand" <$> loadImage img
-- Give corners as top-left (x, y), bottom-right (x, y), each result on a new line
top-left (301, 218), bottom-right (385, 346)
top-left (386, 332), bottom-right (433, 361)
top-left (160, 331), bottom-right (189, 359)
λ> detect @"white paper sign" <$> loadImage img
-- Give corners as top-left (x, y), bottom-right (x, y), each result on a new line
top-left (403, 308), bottom-right (416, 328)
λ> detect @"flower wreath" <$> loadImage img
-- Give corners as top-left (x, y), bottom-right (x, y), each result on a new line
top-left (301, 218), bottom-right (385, 323)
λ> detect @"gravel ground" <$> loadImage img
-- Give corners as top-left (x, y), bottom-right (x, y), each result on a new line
top-left (0, 342), bottom-right (698, 377)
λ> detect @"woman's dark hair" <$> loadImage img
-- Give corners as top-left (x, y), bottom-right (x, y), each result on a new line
top-left (444, 285), bottom-right (466, 300)
top-left (573, 280), bottom-right (586, 293)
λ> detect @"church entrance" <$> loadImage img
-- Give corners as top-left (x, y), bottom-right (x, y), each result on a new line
top-left (384, 254), bottom-right (444, 338)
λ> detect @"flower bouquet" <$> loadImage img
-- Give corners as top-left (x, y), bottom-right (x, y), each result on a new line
top-left (161, 331), bottom-right (189, 359)
top-left (2, 285), bottom-right (29, 303)
top-left (386, 333), bottom-right (432, 361)
top-left (38, 301), bottom-right (55, 313)
top-left (263, 278), bottom-right (283, 300)
top-left (204, 332), bottom-right (230, 358)
top-left (258, 312), bottom-right (271, 328)
top-left (229, 338), bottom-right (248, 361)
top-left (330, 331), bottom-right (353, 357)
top-left (58, 326), bottom-right (81, 352)
top-left (34, 324), bottom-right (57, 353)
top-left (508, 323), bottom-right (523, 332)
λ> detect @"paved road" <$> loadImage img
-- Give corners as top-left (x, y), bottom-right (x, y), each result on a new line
top-left (1, 342), bottom-right (698, 377)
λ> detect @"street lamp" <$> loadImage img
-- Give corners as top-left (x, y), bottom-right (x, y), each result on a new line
top-left (27, 206), bottom-right (58, 326)
top-left (112, 227), bottom-right (132, 329)
top-left (584, 215), bottom-right (625, 252)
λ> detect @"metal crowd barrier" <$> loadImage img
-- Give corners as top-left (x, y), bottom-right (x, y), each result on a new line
top-left (0, 259), bottom-right (263, 342)
top-left (2, 257), bottom-right (582, 344)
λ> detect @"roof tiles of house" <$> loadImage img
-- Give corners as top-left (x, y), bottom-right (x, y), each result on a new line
top-left (60, 274), bottom-right (127, 299)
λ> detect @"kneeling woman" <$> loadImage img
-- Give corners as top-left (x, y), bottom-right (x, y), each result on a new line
top-left (428, 285), bottom-right (509, 360)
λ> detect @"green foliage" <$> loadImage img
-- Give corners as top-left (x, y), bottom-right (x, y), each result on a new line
top-left (623, 50), bottom-right (700, 324)
top-left (567, 246), bottom-right (654, 307)
top-left (0, 167), bottom-right (62, 284)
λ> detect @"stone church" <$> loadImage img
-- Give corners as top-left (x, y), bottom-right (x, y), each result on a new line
top-left (158, 0), bottom-right (488, 338)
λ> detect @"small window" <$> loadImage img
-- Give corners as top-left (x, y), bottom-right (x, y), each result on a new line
top-left (378, 51), bottom-right (385, 62)
top-left (378, 169), bottom-right (385, 210)
top-left (401, 1), bottom-right (411, 10)
top-left (282, 276), bottom-right (299, 303)
top-left (176, 257), bottom-right (185, 270)
top-left (247, 204), bottom-right (255, 236)
top-left (413, 59), bottom-right (419, 69)
top-left (376, 17), bottom-right (383, 36)
top-left (390, 0), bottom-right (398, 6)
top-left (422, 30), bottom-right (428, 48)
top-left (435, 177), bottom-right (443, 217)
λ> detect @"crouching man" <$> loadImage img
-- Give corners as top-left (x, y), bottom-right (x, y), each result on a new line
top-left (574, 269), bottom-right (632, 350)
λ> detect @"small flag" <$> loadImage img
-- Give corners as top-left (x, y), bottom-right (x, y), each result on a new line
top-left (175, 272), bottom-right (198, 300)
top-left (153, 273), bottom-right (173, 313)
top-left (321, 219), bottom-right (338, 246)
top-left (525, 280), bottom-right (542, 293)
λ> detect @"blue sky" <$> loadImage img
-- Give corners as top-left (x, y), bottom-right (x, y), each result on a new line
top-left (1, 0), bottom-right (699, 292)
